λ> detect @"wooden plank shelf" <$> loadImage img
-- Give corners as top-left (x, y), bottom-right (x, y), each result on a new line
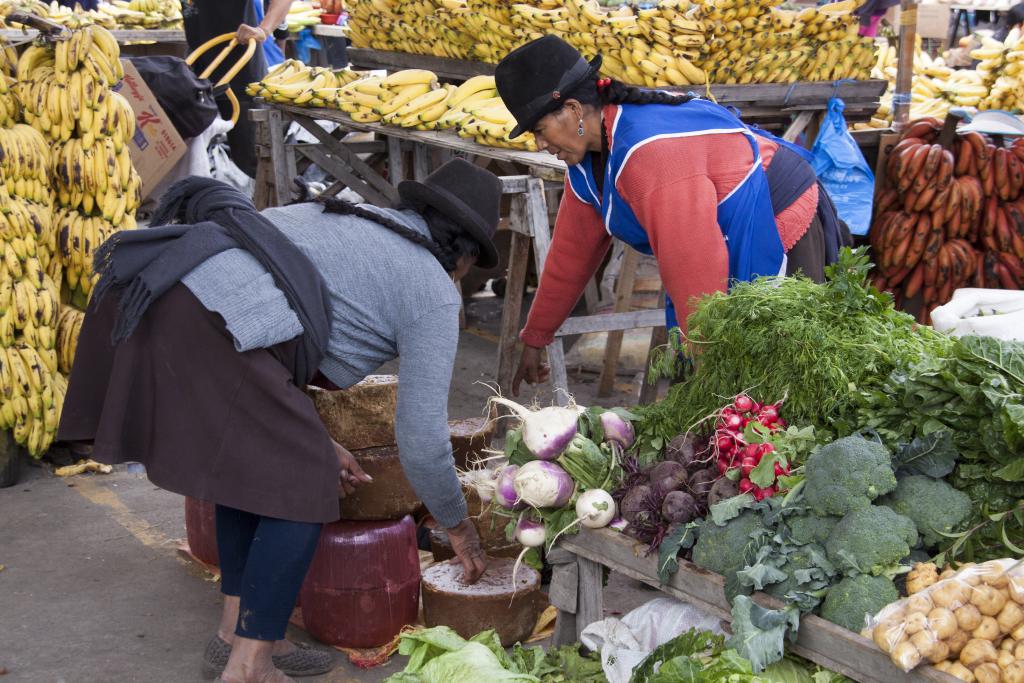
top-left (0, 28), bottom-right (186, 44)
top-left (556, 527), bottom-right (959, 683)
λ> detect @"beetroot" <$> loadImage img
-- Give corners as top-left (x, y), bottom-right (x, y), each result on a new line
top-left (666, 432), bottom-right (699, 470)
top-left (687, 468), bottom-right (716, 498)
top-left (620, 484), bottom-right (653, 525)
top-left (662, 491), bottom-right (700, 524)
top-left (649, 461), bottom-right (688, 499)
top-left (707, 477), bottom-right (739, 507)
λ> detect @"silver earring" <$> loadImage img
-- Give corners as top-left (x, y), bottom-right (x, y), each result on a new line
top-left (577, 119), bottom-right (585, 136)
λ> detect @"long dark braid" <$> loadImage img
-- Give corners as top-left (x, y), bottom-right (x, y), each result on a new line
top-left (567, 76), bottom-right (695, 108)
top-left (317, 197), bottom-right (477, 272)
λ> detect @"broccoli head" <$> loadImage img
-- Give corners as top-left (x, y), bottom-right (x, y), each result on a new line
top-left (825, 505), bottom-right (917, 576)
top-left (764, 543), bottom-right (835, 603)
top-left (785, 513), bottom-right (841, 546)
top-left (692, 510), bottom-right (769, 578)
top-left (877, 475), bottom-right (972, 548)
top-left (803, 436), bottom-right (897, 516)
top-left (819, 574), bottom-right (899, 632)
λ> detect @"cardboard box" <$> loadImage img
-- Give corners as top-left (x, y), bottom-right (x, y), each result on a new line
top-left (114, 59), bottom-right (187, 200)
top-left (888, 3), bottom-right (951, 40)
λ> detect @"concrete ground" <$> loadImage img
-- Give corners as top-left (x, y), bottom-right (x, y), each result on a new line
top-left (0, 294), bottom-right (657, 683)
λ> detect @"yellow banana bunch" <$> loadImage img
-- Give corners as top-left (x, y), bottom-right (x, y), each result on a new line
top-left (247, 61), bottom-right (371, 105)
top-left (56, 305), bottom-right (83, 375)
top-left (0, 98), bottom-right (69, 458)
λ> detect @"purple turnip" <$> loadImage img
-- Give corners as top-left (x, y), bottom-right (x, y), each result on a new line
top-left (662, 490), bottom-right (699, 524)
top-left (599, 411), bottom-right (635, 449)
top-left (494, 465), bottom-right (524, 510)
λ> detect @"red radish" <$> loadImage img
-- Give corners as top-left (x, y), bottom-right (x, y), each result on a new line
top-left (716, 433), bottom-right (736, 453)
top-left (774, 462), bottom-right (790, 476)
top-left (776, 418), bottom-right (788, 429)
top-left (759, 443), bottom-right (775, 456)
top-left (753, 487), bottom-right (769, 501)
top-left (751, 402), bottom-right (763, 413)
top-left (744, 444), bottom-right (760, 459)
top-left (741, 457), bottom-right (757, 477)
top-left (723, 414), bottom-right (744, 432)
top-left (759, 404), bottom-right (780, 423)
top-left (717, 459), bottom-right (729, 475)
top-left (733, 395), bottom-right (754, 413)
top-left (738, 478), bottom-right (754, 493)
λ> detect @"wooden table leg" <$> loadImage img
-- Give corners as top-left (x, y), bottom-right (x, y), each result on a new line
top-left (496, 195), bottom-right (531, 396)
top-left (387, 136), bottom-right (404, 186)
top-left (598, 248), bottom-right (641, 398)
top-left (266, 107), bottom-right (292, 207)
top-left (575, 556), bottom-right (604, 642)
top-left (525, 177), bottom-right (569, 406)
top-left (412, 142), bottom-right (431, 181)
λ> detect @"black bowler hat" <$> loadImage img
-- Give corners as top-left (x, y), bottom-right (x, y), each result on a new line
top-left (495, 35), bottom-right (602, 139)
top-left (398, 159), bottom-right (501, 269)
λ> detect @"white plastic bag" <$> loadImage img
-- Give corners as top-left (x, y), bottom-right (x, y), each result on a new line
top-left (579, 597), bottom-right (726, 683)
top-left (930, 288), bottom-right (1024, 341)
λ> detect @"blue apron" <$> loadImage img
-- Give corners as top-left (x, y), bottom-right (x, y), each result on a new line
top-left (567, 100), bottom-right (785, 330)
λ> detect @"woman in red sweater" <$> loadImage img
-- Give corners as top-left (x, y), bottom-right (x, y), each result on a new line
top-left (494, 36), bottom-right (847, 394)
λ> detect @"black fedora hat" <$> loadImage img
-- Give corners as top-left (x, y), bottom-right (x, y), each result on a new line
top-left (397, 159), bottom-right (501, 269)
top-left (495, 35), bottom-right (602, 139)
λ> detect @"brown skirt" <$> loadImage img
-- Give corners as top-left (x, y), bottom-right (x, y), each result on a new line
top-left (58, 284), bottom-right (340, 523)
top-left (786, 213), bottom-right (826, 283)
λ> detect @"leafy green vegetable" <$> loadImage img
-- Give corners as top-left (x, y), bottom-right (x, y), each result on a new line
top-left (892, 432), bottom-right (959, 478)
top-left (658, 521), bottom-right (700, 584)
top-left (709, 494), bottom-right (758, 525)
top-left (506, 429), bottom-right (534, 468)
top-left (727, 596), bottom-right (800, 673)
top-left (855, 334), bottom-right (1024, 560)
top-left (387, 628), bottom-right (603, 683)
top-left (631, 629), bottom-right (762, 683)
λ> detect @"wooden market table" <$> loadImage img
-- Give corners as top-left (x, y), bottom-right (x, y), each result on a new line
top-left (0, 28), bottom-right (186, 44)
top-left (251, 101), bottom-right (666, 402)
top-left (549, 527), bottom-right (959, 683)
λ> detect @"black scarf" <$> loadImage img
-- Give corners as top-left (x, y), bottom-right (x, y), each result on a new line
top-left (92, 177), bottom-right (332, 387)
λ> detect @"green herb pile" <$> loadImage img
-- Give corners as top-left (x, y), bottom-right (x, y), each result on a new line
top-left (641, 249), bottom-right (946, 442)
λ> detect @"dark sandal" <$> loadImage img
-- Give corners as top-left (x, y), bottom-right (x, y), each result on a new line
top-left (202, 636), bottom-right (334, 679)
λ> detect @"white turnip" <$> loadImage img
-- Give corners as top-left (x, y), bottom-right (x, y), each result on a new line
top-left (513, 460), bottom-right (575, 509)
top-left (490, 397), bottom-right (581, 460)
top-left (575, 489), bottom-right (617, 528)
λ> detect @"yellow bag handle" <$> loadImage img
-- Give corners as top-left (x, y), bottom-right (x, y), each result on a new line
top-left (185, 33), bottom-right (258, 126)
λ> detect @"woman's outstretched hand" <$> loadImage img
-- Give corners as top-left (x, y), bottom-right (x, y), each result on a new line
top-left (512, 346), bottom-right (550, 396)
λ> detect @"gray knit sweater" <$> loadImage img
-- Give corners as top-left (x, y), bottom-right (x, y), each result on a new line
top-left (181, 202), bottom-right (467, 528)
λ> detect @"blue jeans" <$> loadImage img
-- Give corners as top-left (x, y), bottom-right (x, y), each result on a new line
top-left (215, 505), bottom-right (322, 641)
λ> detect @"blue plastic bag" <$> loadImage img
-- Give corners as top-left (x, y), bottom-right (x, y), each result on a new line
top-left (810, 97), bottom-right (875, 236)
